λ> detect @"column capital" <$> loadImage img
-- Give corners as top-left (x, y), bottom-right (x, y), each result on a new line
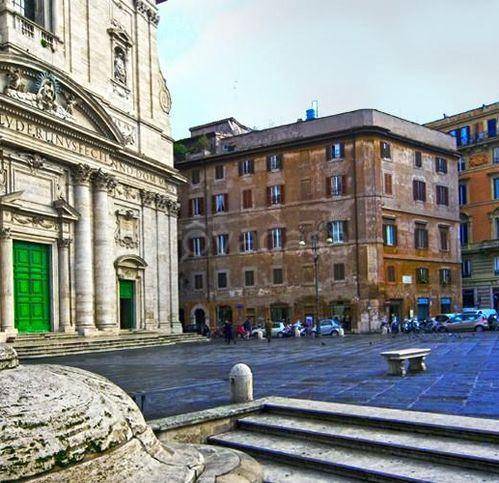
top-left (155, 194), bottom-right (169, 211)
top-left (93, 169), bottom-right (117, 192)
top-left (167, 200), bottom-right (180, 217)
top-left (140, 189), bottom-right (157, 207)
top-left (57, 237), bottom-right (73, 249)
top-left (0, 227), bottom-right (12, 239)
top-left (71, 164), bottom-right (93, 185)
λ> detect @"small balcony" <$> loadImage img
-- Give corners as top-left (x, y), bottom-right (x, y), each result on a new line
top-left (13, 14), bottom-right (56, 51)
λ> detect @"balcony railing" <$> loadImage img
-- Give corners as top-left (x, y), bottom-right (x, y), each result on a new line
top-left (13, 14), bottom-right (55, 51)
top-left (458, 130), bottom-right (498, 148)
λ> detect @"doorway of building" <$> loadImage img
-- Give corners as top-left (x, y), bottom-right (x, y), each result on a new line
top-left (270, 305), bottom-right (290, 323)
top-left (13, 241), bottom-right (51, 333)
top-left (388, 299), bottom-right (403, 321)
top-left (417, 298), bottom-right (430, 321)
top-left (194, 308), bottom-right (206, 333)
top-left (119, 280), bottom-right (135, 330)
top-left (216, 305), bottom-right (232, 327)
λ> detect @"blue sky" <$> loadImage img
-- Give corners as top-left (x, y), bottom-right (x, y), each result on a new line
top-left (157, 0), bottom-right (499, 139)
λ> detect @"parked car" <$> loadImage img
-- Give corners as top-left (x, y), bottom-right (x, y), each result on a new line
top-left (313, 319), bottom-right (345, 337)
top-left (439, 313), bottom-right (488, 332)
top-left (251, 325), bottom-right (264, 338)
top-left (272, 321), bottom-right (286, 338)
top-left (476, 309), bottom-right (497, 320)
top-left (434, 313), bottom-right (458, 325)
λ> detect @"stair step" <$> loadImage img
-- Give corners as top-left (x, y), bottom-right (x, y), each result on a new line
top-left (238, 414), bottom-right (499, 473)
top-left (264, 401), bottom-right (499, 444)
top-left (261, 459), bottom-right (356, 483)
top-left (210, 430), bottom-right (496, 482)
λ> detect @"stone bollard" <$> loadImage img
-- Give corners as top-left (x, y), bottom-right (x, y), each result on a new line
top-left (229, 363), bottom-right (253, 404)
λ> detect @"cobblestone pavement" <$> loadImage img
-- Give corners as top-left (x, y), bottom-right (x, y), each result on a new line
top-left (28, 332), bottom-right (499, 420)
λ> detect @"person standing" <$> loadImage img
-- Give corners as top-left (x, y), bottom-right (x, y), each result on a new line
top-left (265, 318), bottom-right (273, 343)
top-left (223, 320), bottom-right (234, 344)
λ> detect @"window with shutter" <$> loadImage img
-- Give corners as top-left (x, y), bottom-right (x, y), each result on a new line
top-left (435, 157), bottom-right (448, 174)
top-left (384, 173), bottom-right (393, 195)
top-left (301, 179), bottom-right (312, 200)
top-left (331, 175), bottom-right (343, 196)
top-left (439, 227), bottom-right (449, 251)
top-left (267, 154), bottom-right (282, 171)
top-left (215, 165), bottom-right (225, 180)
top-left (244, 270), bottom-right (255, 287)
top-left (328, 221), bottom-right (347, 243)
top-left (381, 142), bottom-right (391, 159)
top-left (416, 267), bottom-right (429, 284)
top-left (413, 180), bottom-right (426, 202)
top-left (414, 151), bottom-right (422, 168)
top-left (415, 223), bottom-right (428, 249)
top-left (333, 263), bottom-right (345, 281)
top-left (239, 159), bottom-right (254, 176)
top-left (242, 189), bottom-right (253, 209)
top-left (191, 169), bottom-right (200, 184)
top-left (329, 143), bottom-right (344, 160)
top-left (217, 272), bottom-right (228, 289)
top-left (382, 219), bottom-right (397, 246)
top-left (273, 268), bottom-right (284, 285)
top-left (436, 185), bottom-right (449, 206)
top-left (194, 274), bottom-right (204, 290)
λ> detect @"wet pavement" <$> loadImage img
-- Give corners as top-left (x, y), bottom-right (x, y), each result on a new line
top-left (27, 332), bottom-right (499, 420)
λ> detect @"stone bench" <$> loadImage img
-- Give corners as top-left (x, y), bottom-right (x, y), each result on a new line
top-left (380, 348), bottom-right (431, 376)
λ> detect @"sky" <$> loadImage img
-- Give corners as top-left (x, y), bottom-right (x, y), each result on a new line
top-left (156, 0), bottom-right (499, 140)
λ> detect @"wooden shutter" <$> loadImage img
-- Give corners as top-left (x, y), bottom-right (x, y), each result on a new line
top-left (199, 197), bottom-right (205, 215)
top-left (266, 187), bottom-right (272, 206)
top-left (280, 185), bottom-right (285, 204)
top-left (343, 221), bottom-right (348, 241)
top-left (188, 238), bottom-right (194, 255)
top-left (277, 154), bottom-right (283, 170)
top-left (340, 143), bottom-right (345, 158)
top-left (212, 236), bottom-right (217, 255)
top-left (224, 193), bottom-right (229, 211)
top-left (282, 228), bottom-right (287, 248)
top-left (422, 182), bottom-right (426, 202)
top-left (200, 238), bottom-right (206, 255)
top-left (188, 199), bottom-right (193, 217)
top-left (225, 235), bottom-right (230, 255)
top-left (238, 160), bottom-right (243, 176)
top-left (413, 180), bottom-right (417, 201)
top-left (248, 159), bottom-right (254, 174)
top-left (326, 177), bottom-right (332, 197)
top-left (266, 156), bottom-right (271, 171)
top-left (253, 231), bottom-right (258, 249)
top-left (239, 233), bottom-right (244, 252)
top-left (325, 145), bottom-right (332, 161)
top-left (211, 195), bottom-right (216, 213)
top-left (342, 175), bottom-right (347, 195)
top-left (267, 230), bottom-right (272, 250)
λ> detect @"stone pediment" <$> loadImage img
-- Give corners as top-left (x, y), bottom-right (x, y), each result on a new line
top-left (0, 57), bottom-right (125, 146)
top-left (53, 198), bottom-right (80, 221)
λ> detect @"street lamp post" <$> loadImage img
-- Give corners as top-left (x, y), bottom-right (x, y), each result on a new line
top-left (299, 222), bottom-right (333, 338)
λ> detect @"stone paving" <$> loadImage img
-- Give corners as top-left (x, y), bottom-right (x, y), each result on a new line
top-left (27, 332), bottom-right (499, 421)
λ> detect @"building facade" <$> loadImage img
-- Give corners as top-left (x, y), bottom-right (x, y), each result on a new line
top-left (428, 104), bottom-right (499, 310)
top-left (0, 0), bottom-right (183, 341)
top-left (176, 110), bottom-right (461, 333)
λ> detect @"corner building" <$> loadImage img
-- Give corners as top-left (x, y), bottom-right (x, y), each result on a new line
top-left (176, 111), bottom-right (461, 333)
top-left (0, 0), bottom-right (183, 340)
top-left (428, 103), bottom-right (499, 310)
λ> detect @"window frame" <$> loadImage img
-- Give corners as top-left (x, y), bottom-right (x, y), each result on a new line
top-left (217, 271), bottom-right (228, 289)
top-left (272, 267), bottom-right (284, 285)
top-left (416, 267), bottom-right (430, 284)
top-left (244, 269), bottom-right (255, 287)
top-left (215, 165), bottom-right (225, 180)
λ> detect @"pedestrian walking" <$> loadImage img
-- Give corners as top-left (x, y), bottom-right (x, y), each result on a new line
top-left (223, 320), bottom-right (235, 344)
top-left (265, 319), bottom-right (273, 343)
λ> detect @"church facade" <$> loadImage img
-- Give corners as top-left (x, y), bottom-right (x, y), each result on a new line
top-left (0, 0), bottom-right (183, 340)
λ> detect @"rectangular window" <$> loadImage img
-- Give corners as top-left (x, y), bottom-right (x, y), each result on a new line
top-left (273, 268), bottom-right (284, 285)
top-left (333, 263), bottom-right (345, 281)
top-left (460, 222), bottom-right (469, 246)
top-left (327, 143), bottom-right (345, 160)
top-left (493, 148), bottom-right (499, 164)
top-left (495, 218), bottom-right (499, 239)
top-left (494, 178), bottom-right (499, 200)
top-left (267, 154), bottom-right (283, 171)
top-left (439, 226), bottom-right (449, 251)
top-left (267, 185), bottom-right (284, 205)
top-left (217, 272), bottom-right (228, 289)
top-left (381, 141), bottom-right (391, 159)
top-left (458, 158), bottom-right (466, 172)
top-left (386, 265), bottom-right (396, 283)
top-left (328, 175), bottom-right (345, 196)
top-left (382, 219), bottom-right (397, 246)
top-left (440, 268), bottom-right (452, 286)
top-left (244, 270), bottom-right (255, 287)
top-left (415, 223), bottom-right (428, 249)
top-left (328, 221), bottom-right (347, 244)
top-left (194, 274), bottom-right (204, 290)
top-left (413, 180), bottom-right (426, 202)
top-left (238, 159), bottom-right (254, 176)
top-left (458, 183), bottom-right (467, 205)
top-left (435, 157), bottom-right (448, 174)
top-left (191, 169), bottom-right (200, 185)
top-left (268, 227), bottom-right (286, 250)
top-left (189, 197), bottom-right (204, 217)
top-left (213, 193), bottom-right (228, 213)
top-left (191, 237), bottom-right (205, 257)
top-left (414, 151), bottom-right (422, 168)
top-left (14, 0), bottom-right (53, 30)
top-left (436, 185), bottom-right (449, 206)
top-left (241, 231), bottom-right (257, 252)
top-left (384, 173), bottom-right (393, 195)
top-left (416, 267), bottom-right (429, 284)
top-left (494, 257), bottom-right (499, 276)
top-left (488, 118), bottom-right (497, 138)
top-left (301, 179), bottom-right (312, 200)
top-left (242, 189), bottom-right (253, 209)
top-left (302, 265), bottom-right (314, 284)
top-left (215, 165), bottom-right (225, 180)
top-left (215, 234), bottom-right (229, 255)
top-left (462, 260), bottom-right (472, 278)
top-left (460, 126), bottom-right (470, 146)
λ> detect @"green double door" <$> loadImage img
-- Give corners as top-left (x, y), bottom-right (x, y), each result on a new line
top-left (14, 241), bottom-right (51, 333)
top-left (119, 280), bottom-right (135, 330)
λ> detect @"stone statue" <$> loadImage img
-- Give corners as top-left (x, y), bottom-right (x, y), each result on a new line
top-left (114, 48), bottom-right (127, 85)
top-left (36, 78), bottom-right (57, 111)
top-left (4, 67), bottom-right (25, 93)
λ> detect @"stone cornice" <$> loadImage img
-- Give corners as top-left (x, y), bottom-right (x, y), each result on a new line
top-left (135, 1), bottom-right (160, 26)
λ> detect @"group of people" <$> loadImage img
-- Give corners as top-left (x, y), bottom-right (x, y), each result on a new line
top-left (222, 318), bottom-right (274, 344)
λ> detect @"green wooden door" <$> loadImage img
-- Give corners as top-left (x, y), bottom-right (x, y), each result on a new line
top-left (14, 241), bottom-right (51, 333)
top-left (119, 280), bottom-right (135, 330)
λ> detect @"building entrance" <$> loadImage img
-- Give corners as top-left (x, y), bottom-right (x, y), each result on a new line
top-left (119, 280), bottom-right (135, 330)
top-left (14, 241), bottom-right (51, 333)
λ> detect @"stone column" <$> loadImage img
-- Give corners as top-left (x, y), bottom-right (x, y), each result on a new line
top-left (93, 170), bottom-right (118, 332)
top-left (72, 164), bottom-right (97, 336)
top-left (0, 228), bottom-right (17, 340)
top-left (58, 237), bottom-right (74, 333)
top-left (168, 200), bottom-right (182, 334)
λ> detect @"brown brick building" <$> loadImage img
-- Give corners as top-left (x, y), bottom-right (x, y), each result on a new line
top-left (175, 110), bottom-right (461, 333)
top-left (428, 103), bottom-right (499, 310)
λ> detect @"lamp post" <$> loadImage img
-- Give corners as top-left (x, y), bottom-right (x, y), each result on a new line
top-left (299, 221), bottom-right (333, 337)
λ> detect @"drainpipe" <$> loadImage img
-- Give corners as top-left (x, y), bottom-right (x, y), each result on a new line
top-left (352, 137), bottom-right (361, 301)
top-left (203, 164), bottom-right (212, 324)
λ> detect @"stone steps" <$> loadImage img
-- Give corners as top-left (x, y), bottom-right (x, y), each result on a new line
top-left (11, 333), bottom-right (207, 359)
top-left (208, 399), bottom-right (499, 482)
